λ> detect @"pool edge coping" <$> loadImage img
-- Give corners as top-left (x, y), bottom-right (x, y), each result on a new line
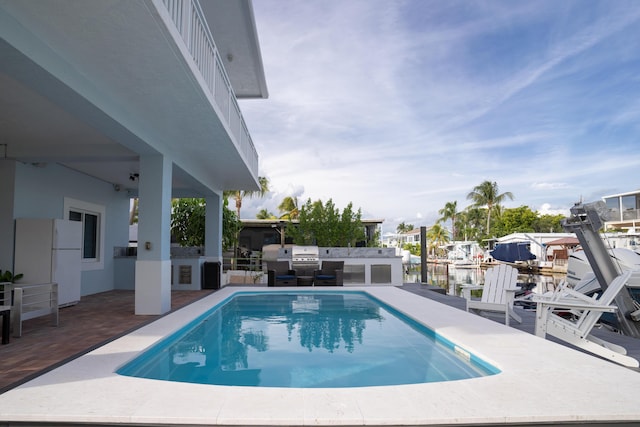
top-left (1, 286), bottom-right (640, 425)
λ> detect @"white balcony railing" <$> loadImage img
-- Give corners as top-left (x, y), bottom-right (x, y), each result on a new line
top-left (160, 0), bottom-right (259, 177)
top-left (623, 209), bottom-right (640, 221)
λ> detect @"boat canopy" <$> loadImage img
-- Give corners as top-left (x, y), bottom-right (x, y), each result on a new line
top-left (490, 242), bottom-right (536, 263)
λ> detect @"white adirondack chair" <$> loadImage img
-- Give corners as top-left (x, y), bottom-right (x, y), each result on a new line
top-left (461, 264), bottom-right (521, 326)
top-left (532, 269), bottom-right (639, 368)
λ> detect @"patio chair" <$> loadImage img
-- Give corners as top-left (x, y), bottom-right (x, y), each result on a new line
top-left (461, 264), bottom-right (521, 326)
top-left (313, 261), bottom-right (344, 286)
top-left (532, 269), bottom-right (639, 368)
top-left (266, 261), bottom-right (297, 287)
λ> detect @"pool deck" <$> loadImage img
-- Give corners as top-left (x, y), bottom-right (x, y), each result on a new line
top-left (1, 285), bottom-right (640, 426)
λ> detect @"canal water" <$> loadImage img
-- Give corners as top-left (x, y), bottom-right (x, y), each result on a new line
top-left (405, 263), bottom-right (566, 297)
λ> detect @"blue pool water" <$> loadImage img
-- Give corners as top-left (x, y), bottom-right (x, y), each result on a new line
top-left (117, 291), bottom-right (499, 388)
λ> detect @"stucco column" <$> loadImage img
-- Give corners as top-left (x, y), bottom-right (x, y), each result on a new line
top-left (205, 193), bottom-right (223, 260)
top-left (135, 154), bottom-right (172, 315)
top-left (0, 160), bottom-right (16, 270)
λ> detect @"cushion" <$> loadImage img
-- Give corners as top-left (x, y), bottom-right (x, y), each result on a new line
top-left (316, 275), bottom-right (335, 280)
top-left (276, 275), bottom-right (296, 280)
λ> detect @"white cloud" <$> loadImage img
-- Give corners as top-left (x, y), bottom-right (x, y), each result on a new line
top-left (240, 0), bottom-right (640, 227)
top-left (531, 183), bottom-right (570, 191)
top-left (537, 203), bottom-right (570, 217)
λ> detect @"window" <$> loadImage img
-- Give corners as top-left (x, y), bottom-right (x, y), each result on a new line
top-left (604, 197), bottom-right (621, 222)
top-left (621, 195), bottom-right (640, 221)
top-left (69, 210), bottom-right (99, 259)
top-left (64, 198), bottom-right (105, 270)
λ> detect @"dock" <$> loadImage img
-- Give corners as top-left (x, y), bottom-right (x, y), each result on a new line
top-left (400, 282), bottom-right (640, 369)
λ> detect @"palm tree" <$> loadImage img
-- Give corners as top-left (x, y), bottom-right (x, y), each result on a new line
top-left (426, 223), bottom-right (449, 257)
top-left (456, 207), bottom-right (481, 241)
top-left (223, 176), bottom-right (270, 268)
top-left (438, 201), bottom-right (457, 241)
top-left (466, 180), bottom-right (514, 236)
top-left (396, 222), bottom-right (414, 233)
top-left (224, 176), bottom-right (270, 219)
top-left (256, 209), bottom-right (276, 219)
top-left (278, 196), bottom-right (299, 220)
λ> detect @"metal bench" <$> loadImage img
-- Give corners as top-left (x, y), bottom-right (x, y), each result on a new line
top-left (6, 283), bottom-right (59, 337)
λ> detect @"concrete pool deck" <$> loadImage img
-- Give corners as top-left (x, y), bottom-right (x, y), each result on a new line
top-left (1, 286), bottom-right (640, 426)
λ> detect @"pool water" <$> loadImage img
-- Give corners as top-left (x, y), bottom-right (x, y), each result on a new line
top-left (117, 291), bottom-right (499, 388)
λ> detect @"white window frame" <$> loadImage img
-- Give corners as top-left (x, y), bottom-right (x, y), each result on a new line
top-left (64, 197), bottom-right (105, 271)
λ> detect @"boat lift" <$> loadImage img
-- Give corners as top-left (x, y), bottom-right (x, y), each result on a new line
top-left (561, 201), bottom-right (640, 338)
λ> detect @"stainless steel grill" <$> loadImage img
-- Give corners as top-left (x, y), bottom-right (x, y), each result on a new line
top-left (291, 245), bottom-right (319, 276)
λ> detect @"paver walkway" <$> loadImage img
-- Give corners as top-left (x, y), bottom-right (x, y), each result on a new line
top-left (0, 289), bottom-right (213, 392)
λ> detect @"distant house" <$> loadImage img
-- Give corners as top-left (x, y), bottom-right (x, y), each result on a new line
top-left (0, 1), bottom-right (268, 314)
top-left (399, 229), bottom-right (423, 245)
top-left (602, 190), bottom-right (640, 232)
top-left (382, 227), bottom-right (435, 248)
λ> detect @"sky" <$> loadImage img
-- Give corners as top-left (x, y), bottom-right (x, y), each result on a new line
top-left (238, 0), bottom-right (640, 235)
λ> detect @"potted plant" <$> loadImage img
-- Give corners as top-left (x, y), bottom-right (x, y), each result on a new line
top-left (0, 270), bottom-right (23, 283)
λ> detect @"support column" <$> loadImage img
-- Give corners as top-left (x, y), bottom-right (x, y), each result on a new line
top-left (420, 226), bottom-right (428, 283)
top-left (204, 194), bottom-right (223, 289)
top-left (0, 160), bottom-right (16, 270)
top-left (135, 154), bottom-right (172, 315)
top-left (205, 193), bottom-right (223, 260)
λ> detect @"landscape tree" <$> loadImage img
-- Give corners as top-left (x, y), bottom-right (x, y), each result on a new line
top-left (532, 213), bottom-right (565, 233)
top-left (171, 198), bottom-right (205, 247)
top-left (466, 180), bottom-right (514, 237)
top-left (402, 242), bottom-right (421, 256)
top-left (171, 197), bottom-right (240, 251)
top-left (310, 199), bottom-right (340, 246)
top-left (338, 202), bottom-right (364, 247)
top-left (492, 206), bottom-right (538, 236)
top-left (438, 201), bottom-right (458, 240)
top-left (288, 198), bottom-right (366, 247)
top-left (221, 198), bottom-right (242, 251)
top-left (129, 198), bottom-right (139, 225)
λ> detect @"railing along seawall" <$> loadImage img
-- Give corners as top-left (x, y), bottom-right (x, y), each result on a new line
top-left (159, 0), bottom-right (259, 177)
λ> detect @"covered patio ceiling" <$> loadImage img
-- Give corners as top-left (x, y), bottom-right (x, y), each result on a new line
top-left (0, 0), bottom-right (267, 198)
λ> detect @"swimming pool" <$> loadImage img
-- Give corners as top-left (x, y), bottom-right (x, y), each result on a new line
top-left (118, 291), bottom-right (499, 387)
top-left (4, 286), bottom-right (640, 426)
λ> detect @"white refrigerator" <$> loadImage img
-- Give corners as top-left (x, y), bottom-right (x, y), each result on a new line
top-left (14, 218), bottom-right (82, 307)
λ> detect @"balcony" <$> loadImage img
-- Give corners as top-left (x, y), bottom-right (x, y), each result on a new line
top-left (161, 0), bottom-right (258, 179)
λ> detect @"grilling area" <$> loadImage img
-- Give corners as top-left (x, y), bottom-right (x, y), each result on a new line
top-left (291, 245), bottom-right (320, 286)
top-left (261, 245), bottom-right (403, 286)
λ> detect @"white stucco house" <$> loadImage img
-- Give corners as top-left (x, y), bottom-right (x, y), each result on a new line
top-left (0, 0), bottom-right (268, 314)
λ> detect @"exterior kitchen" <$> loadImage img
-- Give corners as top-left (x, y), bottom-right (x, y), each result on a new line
top-left (114, 245), bottom-right (402, 289)
top-left (114, 245), bottom-right (214, 292)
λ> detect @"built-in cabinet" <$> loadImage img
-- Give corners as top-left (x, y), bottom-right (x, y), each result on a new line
top-left (114, 247), bottom-right (210, 291)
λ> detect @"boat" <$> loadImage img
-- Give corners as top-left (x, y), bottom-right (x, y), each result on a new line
top-left (445, 241), bottom-right (483, 268)
top-left (489, 242), bottom-right (538, 271)
top-left (567, 248), bottom-right (640, 288)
